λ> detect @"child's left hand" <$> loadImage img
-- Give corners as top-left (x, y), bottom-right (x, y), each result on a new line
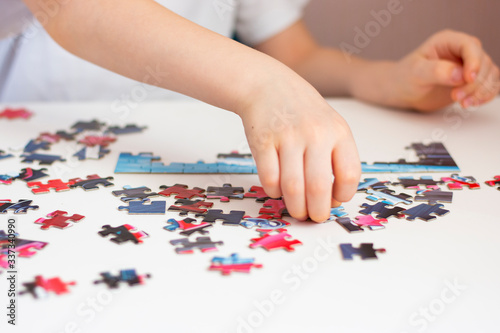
top-left (392, 29), bottom-right (499, 111)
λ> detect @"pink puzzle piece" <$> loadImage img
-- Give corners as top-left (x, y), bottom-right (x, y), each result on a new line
top-left (250, 229), bottom-right (302, 252)
top-left (353, 215), bottom-right (388, 230)
top-left (78, 135), bottom-right (116, 147)
top-left (0, 108), bottom-right (33, 119)
top-left (209, 263), bottom-right (263, 275)
top-left (35, 210), bottom-right (85, 229)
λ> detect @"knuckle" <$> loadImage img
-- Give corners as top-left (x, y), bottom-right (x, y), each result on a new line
top-left (283, 179), bottom-right (303, 197)
top-left (307, 180), bottom-right (331, 198)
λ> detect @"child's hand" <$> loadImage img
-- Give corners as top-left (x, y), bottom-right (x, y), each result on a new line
top-left (393, 30), bottom-right (499, 111)
top-left (239, 79), bottom-right (361, 222)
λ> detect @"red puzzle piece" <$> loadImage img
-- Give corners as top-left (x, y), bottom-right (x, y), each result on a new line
top-left (168, 199), bottom-right (214, 216)
top-left (21, 275), bottom-right (76, 298)
top-left (353, 215), bottom-right (388, 230)
top-left (259, 199), bottom-right (287, 218)
top-left (209, 263), bottom-right (263, 275)
top-left (34, 210), bottom-right (85, 229)
top-left (250, 229), bottom-right (302, 252)
top-left (485, 176), bottom-right (500, 190)
top-left (37, 132), bottom-right (61, 143)
top-left (244, 186), bottom-right (270, 202)
top-left (441, 175), bottom-right (480, 190)
top-left (159, 184), bottom-right (205, 199)
top-left (27, 179), bottom-right (75, 194)
top-left (78, 135), bottom-right (116, 147)
top-left (0, 108), bottom-right (33, 119)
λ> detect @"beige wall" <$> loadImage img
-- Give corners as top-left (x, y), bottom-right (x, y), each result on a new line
top-left (304, 0), bottom-right (500, 65)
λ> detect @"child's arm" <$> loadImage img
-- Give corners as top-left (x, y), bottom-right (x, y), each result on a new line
top-left (22, 0), bottom-right (361, 222)
top-left (256, 22), bottom-right (500, 111)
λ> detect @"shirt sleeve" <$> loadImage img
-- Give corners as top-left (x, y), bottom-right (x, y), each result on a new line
top-left (235, 0), bottom-right (310, 46)
top-left (0, 0), bottom-right (34, 39)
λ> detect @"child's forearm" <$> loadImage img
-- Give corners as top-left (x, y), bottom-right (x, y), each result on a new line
top-left (22, 0), bottom-right (298, 113)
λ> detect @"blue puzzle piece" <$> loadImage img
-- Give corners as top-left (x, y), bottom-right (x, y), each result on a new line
top-left (240, 217), bottom-right (289, 229)
top-left (23, 140), bottom-right (51, 153)
top-left (164, 218), bottom-right (181, 231)
top-left (118, 199), bottom-right (166, 214)
top-left (114, 152), bottom-right (159, 173)
top-left (327, 206), bottom-right (348, 221)
top-left (357, 178), bottom-right (389, 191)
top-left (211, 253), bottom-right (255, 265)
top-left (151, 162), bottom-right (185, 173)
top-left (183, 161), bottom-right (218, 173)
top-left (366, 189), bottom-right (413, 205)
top-left (20, 153), bottom-right (66, 165)
top-left (105, 125), bottom-right (146, 135)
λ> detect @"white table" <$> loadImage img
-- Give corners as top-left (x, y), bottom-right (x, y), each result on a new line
top-left (0, 98), bottom-right (499, 333)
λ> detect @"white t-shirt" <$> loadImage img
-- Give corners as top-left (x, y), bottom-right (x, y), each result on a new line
top-left (0, 0), bottom-right (309, 102)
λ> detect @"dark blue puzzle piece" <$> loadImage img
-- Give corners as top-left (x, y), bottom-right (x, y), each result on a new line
top-left (118, 199), bottom-right (166, 214)
top-left (20, 153), bottom-right (66, 165)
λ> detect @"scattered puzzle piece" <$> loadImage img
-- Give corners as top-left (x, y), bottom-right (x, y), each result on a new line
top-left (0, 199), bottom-right (39, 214)
top-left (335, 217), bottom-right (364, 233)
top-left (23, 139), bottom-right (51, 153)
top-left (240, 216), bottom-right (290, 229)
top-left (94, 269), bottom-right (151, 288)
top-left (357, 178), bottom-right (390, 191)
top-left (170, 236), bottom-right (224, 254)
top-left (73, 145), bottom-right (110, 160)
top-left (20, 153), bottom-right (66, 165)
top-left (327, 206), bottom-right (348, 221)
top-left (209, 253), bottom-right (262, 275)
top-left (98, 224), bottom-right (148, 244)
top-left (20, 275), bottom-right (75, 298)
top-left (106, 124), bottom-right (146, 135)
top-left (27, 179), bottom-right (74, 194)
top-left (37, 132), bottom-right (61, 143)
top-left (366, 189), bottom-right (413, 205)
top-left (78, 135), bottom-right (116, 147)
top-left (402, 203), bottom-right (449, 221)
top-left (353, 215), bottom-right (388, 230)
top-left (55, 130), bottom-right (79, 141)
top-left (112, 185), bottom-right (158, 202)
top-left (442, 174), bottom-right (480, 190)
top-left (168, 199), bottom-right (214, 216)
top-left (243, 186), bottom-right (270, 202)
top-left (0, 150), bottom-right (13, 160)
top-left (392, 176), bottom-right (443, 189)
top-left (69, 174), bottom-right (114, 191)
top-left (164, 218), bottom-right (212, 236)
top-left (196, 209), bottom-right (245, 226)
top-left (359, 202), bottom-right (406, 219)
top-left (34, 210), bottom-right (85, 229)
top-left (206, 183), bottom-right (244, 202)
top-left (118, 199), bottom-right (166, 214)
top-left (158, 184), bottom-right (205, 199)
top-left (485, 176), bottom-right (500, 190)
top-left (249, 229), bottom-right (302, 252)
top-left (16, 167), bottom-right (48, 182)
top-left (0, 231), bottom-right (48, 268)
top-left (415, 189), bottom-right (453, 205)
top-left (0, 108), bottom-right (33, 119)
top-left (340, 243), bottom-right (386, 260)
top-left (259, 199), bottom-right (287, 218)
top-left (71, 119), bottom-right (105, 132)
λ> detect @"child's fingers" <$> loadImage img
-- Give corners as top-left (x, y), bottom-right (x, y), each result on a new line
top-left (415, 59), bottom-right (465, 87)
top-left (253, 147), bottom-right (282, 199)
top-left (279, 144), bottom-right (308, 221)
top-left (331, 139), bottom-right (361, 204)
top-left (304, 147), bottom-right (333, 223)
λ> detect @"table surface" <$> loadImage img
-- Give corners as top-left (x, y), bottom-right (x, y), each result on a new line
top-left (0, 98), bottom-right (499, 333)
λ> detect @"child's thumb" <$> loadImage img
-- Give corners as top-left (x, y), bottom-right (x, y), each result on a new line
top-left (416, 59), bottom-right (465, 87)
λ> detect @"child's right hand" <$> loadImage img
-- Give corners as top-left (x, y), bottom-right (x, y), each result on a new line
top-left (238, 75), bottom-right (361, 222)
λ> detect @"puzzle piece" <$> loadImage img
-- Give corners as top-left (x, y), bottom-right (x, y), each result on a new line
top-left (415, 189), bottom-right (453, 205)
top-left (0, 108), bottom-right (33, 119)
top-left (392, 176), bottom-right (443, 189)
top-left (357, 178), bottom-right (390, 191)
top-left (335, 217), bottom-right (364, 233)
top-left (353, 215), bottom-right (388, 231)
top-left (359, 202), bottom-right (406, 219)
top-left (209, 254), bottom-right (262, 275)
top-left (326, 206), bottom-right (348, 221)
top-left (485, 176), bottom-right (500, 190)
top-left (20, 275), bottom-right (76, 298)
top-left (240, 216), bottom-right (290, 229)
top-left (34, 210), bottom-right (85, 229)
top-left (196, 209), bottom-right (245, 226)
top-left (78, 135), bottom-right (116, 147)
top-left (23, 139), bottom-right (51, 153)
top-left (441, 174), bottom-right (480, 190)
top-left (170, 236), bottom-right (224, 254)
top-left (0, 173), bottom-right (15, 185)
top-left (55, 130), bottom-right (79, 141)
top-left (168, 199), bottom-right (214, 216)
top-left (0, 231), bottom-right (48, 268)
top-left (402, 203), bottom-right (449, 221)
top-left (98, 224), bottom-right (148, 244)
top-left (366, 189), bottom-right (413, 205)
top-left (118, 199), bottom-right (166, 214)
top-left (206, 183), bottom-right (244, 202)
top-left (164, 218), bottom-right (212, 236)
top-left (0, 150), bottom-right (13, 161)
top-left (27, 179), bottom-right (74, 194)
top-left (243, 186), bottom-right (270, 202)
top-left (259, 199), bottom-right (287, 218)
top-left (340, 243), bottom-right (386, 260)
top-left (37, 132), bottom-right (61, 143)
top-left (16, 167), bottom-right (48, 182)
top-left (69, 174), bottom-right (114, 191)
top-left (94, 269), bottom-right (151, 289)
top-left (0, 199), bottom-right (39, 214)
top-left (71, 119), bottom-right (105, 132)
top-left (73, 145), bottom-right (110, 160)
top-left (20, 153), bottom-right (66, 165)
top-left (158, 184), bottom-right (205, 199)
top-left (217, 151), bottom-right (253, 160)
top-left (249, 229), bottom-right (302, 252)
top-left (106, 124), bottom-right (146, 135)
top-left (112, 185), bottom-right (158, 202)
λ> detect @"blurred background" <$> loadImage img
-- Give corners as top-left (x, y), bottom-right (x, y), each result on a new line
top-left (303, 0), bottom-right (500, 65)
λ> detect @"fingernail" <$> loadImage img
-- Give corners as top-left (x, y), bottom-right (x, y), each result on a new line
top-left (470, 71), bottom-right (477, 81)
top-left (463, 97), bottom-right (474, 108)
top-left (455, 90), bottom-right (466, 100)
top-left (331, 199), bottom-right (342, 208)
top-left (451, 68), bottom-right (463, 82)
